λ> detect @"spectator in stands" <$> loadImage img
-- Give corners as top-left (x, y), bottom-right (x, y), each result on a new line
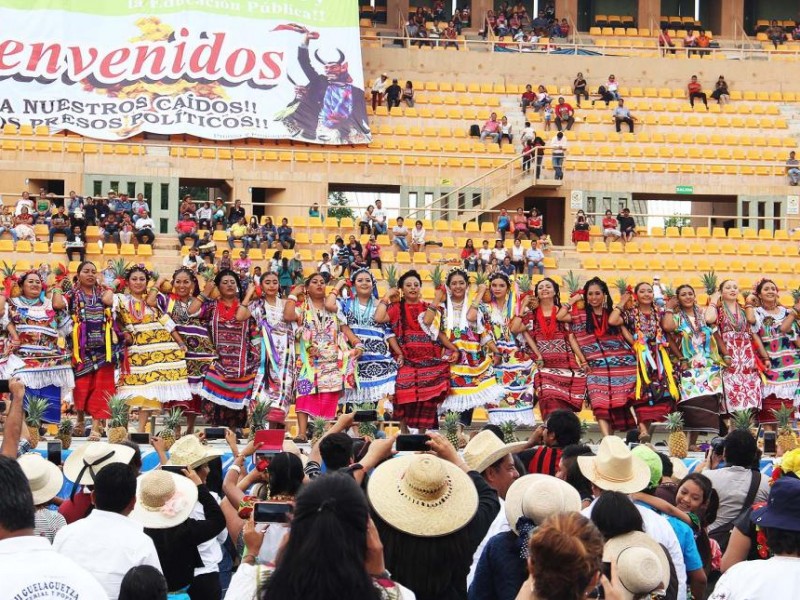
top-left (511, 238), bottom-right (525, 273)
top-left (521, 84), bottom-right (536, 112)
top-left (542, 104), bottom-right (553, 131)
top-left (480, 112), bottom-right (501, 143)
top-left (212, 198), bottom-right (226, 228)
top-left (606, 74), bottom-right (620, 100)
top-left (67, 190), bottom-right (82, 214)
top-left (711, 75), bottom-right (731, 105)
top-left (493, 239), bottom-right (507, 262)
top-left (552, 18), bottom-right (570, 38)
top-left (696, 30), bottom-right (711, 56)
top-left (688, 75), bottom-right (709, 109)
top-left (373, 199), bottom-right (388, 235)
top-left (498, 116), bottom-right (513, 147)
top-left (392, 216), bottom-right (409, 251)
top-left (277, 217), bottom-right (294, 249)
top-left (519, 410), bottom-right (582, 476)
top-left (134, 210), bottom-right (155, 246)
top-left (767, 20), bottom-right (787, 49)
top-left (385, 78), bottom-right (402, 109)
top-left (520, 120), bottom-right (535, 145)
top-left (573, 72), bottom-right (588, 107)
top-left (227, 217), bottom-right (248, 249)
top-left (132, 193), bottom-right (149, 220)
top-left (497, 208), bottom-right (511, 241)
top-left (499, 255), bottom-right (516, 277)
top-left (316, 251), bottom-right (331, 282)
top-left (371, 73), bottom-right (388, 111)
top-left (513, 207), bottom-right (529, 240)
top-left (179, 195), bottom-right (196, 217)
top-left (119, 214), bottom-right (134, 245)
top-left (602, 210), bottom-right (622, 242)
top-left (402, 80), bottom-right (415, 107)
top-left (218, 249), bottom-right (232, 271)
top-left (246, 216), bottom-right (261, 248)
top-left (533, 85), bottom-right (552, 111)
top-left (407, 7), bottom-right (424, 38)
top-left (462, 239), bottom-right (479, 272)
top-left (591, 85), bottom-right (615, 107)
top-left (571, 212), bottom-right (590, 244)
top-left (550, 131), bottom-right (567, 180)
top-left (683, 31), bottom-right (697, 54)
top-left (175, 212), bottom-right (199, 248)
top-left (532, 135), bottom-right (546, 179)
top-left (526, 243), bottom-right (545, 275)
top-left (554, 97), bottom-right (575, 131)
top-left (228, 199), bottom-right (245, 226)
top-left (443, 21), bottom-right (459, 49)
top-left (0, 206), bottom-right (17, 242)
top-left (659, 27), bottom-right (676, 54)
top-left (617, 207), bottom-right (636, 242)
top-left (100, 213), bottom-right (120, 245)
top-left (34, 196), bottom-right (51, 225)
top-left (182, 247), bottom-right (200, 273)
top-left (261, 216), bottom-right (277, 248)
top-left (613, 99), bottom-right (636, 133)
top-left (96, 197), bottom-right (110, 224)
top-left (196, 201), bottom-right (212, 230)
top-left (363, 235), bottom-right (382, 271)
top-left (512, 1), bottom-right (528, 23)
top-left (331, 237), bottom-right (349, 275)
top-left (786, 151), bottom-right (800, 186)
top-left (794, 22), bottom-right (800, 40)
top-left (477, 240), bottom-right (492, 272)
top-left (65, 225), bottom-right (85, 263)
top-left (82, 197), bottom-right (96, 226)
top-left (13, 207), bottom-right (35, 243)
top-left (15, 190), bottom-right (33, 216)
top-left (197, 231), bottom-right (215, 258)
top-left (48, 206), bottom-right (70, 243)
top-left (348, 235), bottom-right (365, 270)
top-left (116, 193), bottom-right (132, 216)
top-left (410, 219), bottom-right (426, 254)
top-left (495, 12), bottom-right (509, 36)
top-left (234, 250), bottom-right (252, 281)
top-left (531, 10), bottom-right (548, 30)
top-left (359, 205), bottom-right (374, 235)
top-left (522, 139), bottom-right (534, 173)
top-left (528, 208), bottom-right (544, 239)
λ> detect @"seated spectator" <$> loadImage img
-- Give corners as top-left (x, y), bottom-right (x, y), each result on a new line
top-left (359, 205), bottom-right (374, 235)
top-left (392, 216), bottom-right (409, 251)
top-left (767, 20), bottom-right (787, 49)
top-left (573, 72), bottom-right (588, 107)
top-left (119, 213), bottom-right (136, 244)
top-left (82, 196), bottom-right (96, 226)
top-left (218, 249), bottom-right (232, 272)
top-left (65, 225), bottom-right (86, 263)
top-left (227, 217), bottom-right (248, 249)
top-left (659, 27), bottom-right (676, 54)
top-left (13, 207), bottom-right (36, 243)
top-left (711, 75), bottom-right (731, 105)
top-left (495, 12), bottom-right (509, 36)
top-left (617, 208), bottom-right (636, 242)
top-left (521, 84), bottom-right (536, 112)
top-left (602, 210), bottom-right (621, 242)
top-left (480, 112), bottom-right (501, 143)
top-left (520, 120), bottom-right (535, 145)
top-left (787, 151), bottom-right (800, 186)
top-left (493, 239), bottom-right (507, 261)
top-left (684, 31), bottom-right (697, 54)
top-left (363, 235), bottom-right (382, 270)
top-left (175, 212), bottom-right (199, 247)
top-left (410, 219), bottom-right (426, 253)
top-left (688, 75), bottom-right (709, 109)
top-left (528, 208), bottom-right (544, 239)
top-left (348, 235), bottom-right (365, 268)
top-left (371, 73), bottom-right (388, 110)
top-left (182, 246), bottom-right (201, 273)
top-left (696, 30), bottom-right (711, 55)
top-left (513, 207), bottom-right (529, 240)
top-left (407, 7), bottom-right (425, 37)
top-left (554, 97), bottom-right (575, 132)
top-left (526, 241), bottom-right (546, 275)
top-left (15, 190), bottom-right (33, 216)
top-left (373, 199), bottom-right (388, 235)
top-left (195, 201), bottom-right (212, 230)
top-left (613, 99), bottom-right (636, 133)
top-left (179, 194), bottom-right (196, 217)
top-left (497, 209), bottom-right (511, 241)
top-left (289, 252), bottom-right (304, 283)
top-left (197, 231), bottom-right (216, 259)
top-left (443, 21), bottom-right (459, 49)
top-left (131, 193), bottom-right (149, 221)
top-left (571, 212), bottom-right (590, 244)
top-left (246, 216), bottom-right (261, 247)
top-left (227, 199), bottom-right (246, 226)
top-left (212, 198), bottom-right (226, 228)
top-left (552, 17), bottom-right (569, 38)
top-left (498, 116), bottom-right (513, 146)
top-left (115, 193), bottom-right (132, 216)
top-left (34, 193), bottom-right (52, 224)
top-left (261, 216), bottom-right (277, 248)
top-left (794, 22), bottom-right (800, 40)
top-left (318, 252), bottom-right (332, 282)
top-left (511, 239), bottom-right (526, 273)
top-left (385, 78), bottom-right (402, 108)
top-left (402, 80), bottom-right (415, 107)
top-left (308, 202), bottom-right (321, 219)
top-left (277, 218), bottom-right (294, 249)
top-left (591, 85), bottom-right (615, 107)
top-left (533, 85), bottom-right (551, 111)
top-left (531, 9), bottom-right (548, 29)
top-left (0, 206), bottom-right (18, 242)
top-left (134, 210), bottom-right (156, 246)
top-left (233, 250), bottom-right (252, 281)
top-left (499, 255), bottom-right (516, 277)
top-left (606, 74), bottom-right (620, 100)
top-left (276, 257), bottom-right (292, 295)
top-left (331, 237), bottom-right (350, 275)
top-left (48, 206), bottom-right (70, 243)
top-left (462, 239), bottom-right (479, 272)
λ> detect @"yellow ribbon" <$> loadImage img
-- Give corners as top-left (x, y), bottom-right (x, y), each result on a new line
top-left (72, 316), bottom-right (81, 363)
top-left (104, 308), bottom-right (113, 362)
top-left (660, 346), bottom-right (679, 400)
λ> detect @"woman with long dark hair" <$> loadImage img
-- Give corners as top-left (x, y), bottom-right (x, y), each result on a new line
top-left (662, 284), bottom-right (724, 448)
top-left (557, 277), bottom-right (637, 436)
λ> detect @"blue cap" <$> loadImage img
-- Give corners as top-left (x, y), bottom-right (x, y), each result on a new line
top-left (751, 476), bottom-right (800, 532)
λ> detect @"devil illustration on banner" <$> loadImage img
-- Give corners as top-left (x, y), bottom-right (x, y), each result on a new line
top-left (274, 24), bottom-right (370, 144)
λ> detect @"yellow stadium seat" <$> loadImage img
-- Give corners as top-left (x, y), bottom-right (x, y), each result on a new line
top-left (592, 241), bottom-right (608, 253)
top-left (102, 243), bottom-right (119, 255)
top-left (119, 244), bottom-right (135, 256)
top-left (576, 241), bottom-right (591, 253)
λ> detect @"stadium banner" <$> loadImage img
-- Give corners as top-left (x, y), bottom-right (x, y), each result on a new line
top-left (0, 0), bottom-right (371, 144)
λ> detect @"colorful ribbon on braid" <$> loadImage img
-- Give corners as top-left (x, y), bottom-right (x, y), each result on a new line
top-left (752, 340), bottom-right (769, 385)
top-left (632, 305), bottom-right (678, 401)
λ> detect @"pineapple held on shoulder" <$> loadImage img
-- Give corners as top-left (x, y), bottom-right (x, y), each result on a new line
top-left (665, 412), bottom-right (688, 459)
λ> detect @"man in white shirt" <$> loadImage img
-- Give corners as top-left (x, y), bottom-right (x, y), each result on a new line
top-left (520, 120), bottom-right (535, 145)
top-left (525, 245), bottom-right (545, 276)
top-left (549, 131), bottom-right (567, 180)
top-left (372, 198), bottom-right (388, 235)
top-left (371, 73), bottom-right (388, 111)
top-left (53, 462), bottom-right (162, 599)
top-left (134, 209), bottom-right (156, 245)
top-left (0, 454), bottom-right (108, 599)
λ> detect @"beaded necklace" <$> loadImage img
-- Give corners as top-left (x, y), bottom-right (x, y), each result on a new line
top-left (126, 294), bottom-right (147, 322)
top-left (352, 296), bottom-right (374, 328)
top-left (721, 300), bottom-right (745, 332)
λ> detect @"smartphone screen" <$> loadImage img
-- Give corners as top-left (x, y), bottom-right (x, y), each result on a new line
top-left (161, 465), bottom-right (187, 475)
top-left (354, 410), bottom-right (378, 422)
top-left (204, 427), bottom-right (227, 440)
top-left (254, 429), bottom-right (284, 452)
top-left (129, 432), bottom-right (150, 444)
top-left (253, 501), bottom-right (292, 523)
top-left (395, 434), bottom-right (430, 452)
top-left (47, 440), bottom-right (62, 465)
top-left (0, 380), bottom-right (9, 394)
top-left (763, 432), bottom-right (777, 455)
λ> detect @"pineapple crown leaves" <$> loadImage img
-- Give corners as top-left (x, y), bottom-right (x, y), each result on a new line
top-left (701, 270), bottom-right (718, 295)
top-left (474, 271), bottom-right (488, 287)
top-left (384, 265), bottom-right (398, 288)
top-left (249, 399), bottom-right (271, 428)
top-left (772, 405), bottom-right (795, 429)
top-left (564, 270), bottom-right (583, 295)
top-left (107, 394), bottom-right (132, 427)
top-left (1, 261), bottom-right (17, 277)
top-left (614, 277), bottom-right (630, 295)
top-left (516, 274), bottom-right (532, 293)
top-left (665, 411), bottom-right (685, 432)
top-left (663, 284), bottom-right (676, 299)
top-left (430, 265), bottom-right (445, 289)
top-left (24, 396), bottom-right (49, 424)
top-left (58, 416), bottom-right (74, 434)
top-left (730, 409), bottom-right (754, 431)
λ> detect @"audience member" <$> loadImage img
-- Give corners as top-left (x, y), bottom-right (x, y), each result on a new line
top-left (392, 216), bottom-right (410, 251)
top-left (526, 244), bottom-right (545, 276)
top-left (533, 85), bottom-right (551, 111)
top-left (363, 235), bottom-right (382, 270)
top-left (277, 218), bottom-right (295, 249)
top-left (542, 104), bottom-right (553, 131)
top-left (0, 206), bottom-right (18, 242)
top-left (410, 220), bottom-right (426, 253)
top-left (786, 151), bottom-right (800, 186)
top-left (696, 30), bottom-right (711, 56)
top-left (511, 239), bottom-right (525, 273)
top-left (402, 80), bottom-right (415, 107)
top-left (18, 453), bottom-right (66, 543)
top-left (518, 410), bottom-right (582, 476)
top-left (373, 199), bottom-right (388, 235)
top-left (119, 565), bottom-right (168, 600)
top-left (65, 225), bottom-right (86, 263)
top-left (660, 27), bottom-right (676, 53)
top-left (550, 131), bottom-right (567, 179)
top-left (766, 20), bottom-right (787, 49)
top-left (688, 75), bottom-right (709, 109)
top-left (480, 112), bottom-right (501, 143)
top-left (613, 99), bottom-right (636, 133)
top-left (711, 75), bottom-right (731, 105)
top-left (521, 84), bottom-right (536, 112)
top-left (48, 206), bottom-right (71, 243)
top-left (228, 199), bottom-right (246, 226)
top-left (513, 208), bottom-right (529, 240)
top-left (602, 210), bottom-right (622, 242)
top-left (572, 72), bottom-right (588, 107)
top-left (176, 212), bottom-right (199, 247)
top-left (554, 97), bottom-right (575, 131)
top-left (371, 73), bottom-right (388, 110)
top-left (13, 207), bottom-right (36, 243)
top-left (606, 74), bottom-right (620, 100)
top-left (132, 194), bottom-right (149, 221)
top-left (386, 78), bottom-right (402, 108)
top-left (498, 116), bottom-right (513, 146)
top-left (617, 207), bottom-right (636, 242)
top-left (134, 210), bottom-right (156, 245)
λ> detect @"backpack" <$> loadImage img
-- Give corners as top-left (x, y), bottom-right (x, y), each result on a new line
top-left (469, 124), bottom-right (481, 137)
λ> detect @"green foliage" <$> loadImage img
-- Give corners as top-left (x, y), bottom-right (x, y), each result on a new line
top-left (327, 191), bottom-right (354, 222)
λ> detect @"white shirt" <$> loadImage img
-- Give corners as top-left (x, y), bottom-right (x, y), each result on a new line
top-left (550, 135), bottom-right (567, 153)
top-left (583, 499), bottom-right (687, 600)
top-left (479, 248), bottom-right (494, 263)
top-left (467, 498), bottom-right (510, 589)
top-left (526, 248), bottom-right (544, 262)
top-left (493, 248), bottom-right (507, 261)
top-left (373, 208), bottom-right (387, 224)
top-left (53, 509), bottom-right (162, 600)
top-left (197, 206), bottom-right (212, 220)
top-left (135, 217), bottom-right (154, 231)
top-left (191, 493), bottom-right (227, 577)
top-left (520, 126), bottom-right (535, 143)
top-left (1, 536), bottom-right (108, 600)
top-left (412, 227), bottom-right (426, 244)
top-left (511, 246), bottom-right (525, 261)
top-left (372, 77), bottom-right (387, 93)
top-left (710, 556), bottom-right (800, 599)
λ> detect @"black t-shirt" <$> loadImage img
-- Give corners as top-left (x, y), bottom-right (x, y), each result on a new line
top-left (733, 506), bottom-right (766, 562)
top-left (617, 214), bottom-right (635, 231)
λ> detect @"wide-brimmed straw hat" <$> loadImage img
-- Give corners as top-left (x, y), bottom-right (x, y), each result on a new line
top-left (167, 435), bottom-right (223, 469)
top-left (505, 474), bottom-right (581, 535)
top-left (19, 453), bottom-right (64, 505)
top-left (368, 454), bottom-right (478, 537)
top-left (670, 457), bottom-right (689, 481)
top-left (578, 436), bottom-right (650, 494)
top-left (63, 442), bottom-right (136, 485)
top-left (463, 430), bottom-right (527, 474)
top-left (603, 531), bottom-right (670, 597)
top-left (130, 470), bottom-right (198, 529)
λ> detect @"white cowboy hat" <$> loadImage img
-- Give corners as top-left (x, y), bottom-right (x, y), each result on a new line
top-left (167, 435), bottom-right (223, 469)
top-left (367, 454), bottom-right (478, 537)
top-left (577, 436), bottom-right (651, 494)
top-left (63, 442), bottom-right (136, 485)
top-left (130, 470), bottom-right (198, 529)
top-left (19, 453), bottom-right (64, 505)
top-left (504, 474), bottom-right (581, 535)
top-left (603, 531), bottom-right (670, 597)
top-left (462, 430), bottom-right (527, 474)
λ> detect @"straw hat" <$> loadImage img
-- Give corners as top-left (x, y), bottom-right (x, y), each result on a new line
top-left (63, 442), bottom-right (136, 485)
top-left (670, 457), bottom-right (689, 481)
top-left (603, 531), bottom-right (670, 597)
top-left (167, 435), bottom-right (223, 469)
top-left (282, 439), bottom-right (308, 467)
top-left (577, 436), bottom-right (651, 494)
top-left (130, 470), bottom-right (198, 529)
top-left (367, 454), bottom-right (478, 537)
top-left (504, 474), bottom-right (581, 535)
top-left (18, 453), bottom-right (64, 505)
top-left (462, 430), bottom-right (527, 474)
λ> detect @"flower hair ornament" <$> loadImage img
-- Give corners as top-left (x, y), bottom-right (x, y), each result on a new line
top-left (16, 269), bottom-right (47, 301)
top-left (752, 277), bottom-right (778, 296)
top-left (446, 266), bottom-right (470, 286)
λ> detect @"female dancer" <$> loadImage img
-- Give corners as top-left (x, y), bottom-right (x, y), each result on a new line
top-left (115, 266), bottom-right (191, 432)
top-left (244, 271), bottom-right (294, 427)
top-left (558, 277), bottom-right (636, 436)
top-left (149, 268), bottom-right (216, 435)
top-left (662, 284), bottom-right (724, 447)
top-left (705, 279), bottom-right (764, 418)
top-left (193, 269), bottom-right (258, 429)
top-left (518, 277), bottom-right (586, 421)
top-left (284, 273), bottom-right (348, 441)
top-left (6, 270), bottom-right (73, 424)
top-left (472, 272), bottom-right (539, 425)
top-left (748, 278), bottom-right (800, 427)
top-left (374, 269), bottom-right (455, 433)
top-left (609, 282), bottom-right (678, 442)
top-left (325, 268), bottom-right (400, 408)
top-left (422, 268), bottom-right (504, 424)
top-left (65, 261), bottom-right (118, 440)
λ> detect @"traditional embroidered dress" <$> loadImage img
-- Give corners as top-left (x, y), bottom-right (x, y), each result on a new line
top-left (114, 294), bottom-right (191, 410)
top-left (717, 302), bottom-right (762, 415)
top-left (293, 301), bottom-right (344, 420)
top-left (480, 299), bottom-right (536, 425)
top-left (623, 306), bottom-right (678, 424)
top-left (337, 296), bottom-right (397, 406)
top-left (200, 299), bottom-right (260, 428)
top-left (422, 297), bottom-right (504, 419)
top-left (752, 306), bottom-right (800, 422)
top-left (525, 306), bottom-right (586, 420)
top-left (0, 303), bottom-right (24, 379)
top-left (157, 294), bottom-right (216, 415)
top-left (571, 309), bottom-right (637, 431)
top-left (386, 301), bottom-right (450, 429)
top-left (9, 297), bottom-right (75, 423)
top-left (250, 297), bottom-right (294, 424)
top-left (671, 307), bottom-right (724, 433)
top-left (64, 287), bottom-right (120, 420)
